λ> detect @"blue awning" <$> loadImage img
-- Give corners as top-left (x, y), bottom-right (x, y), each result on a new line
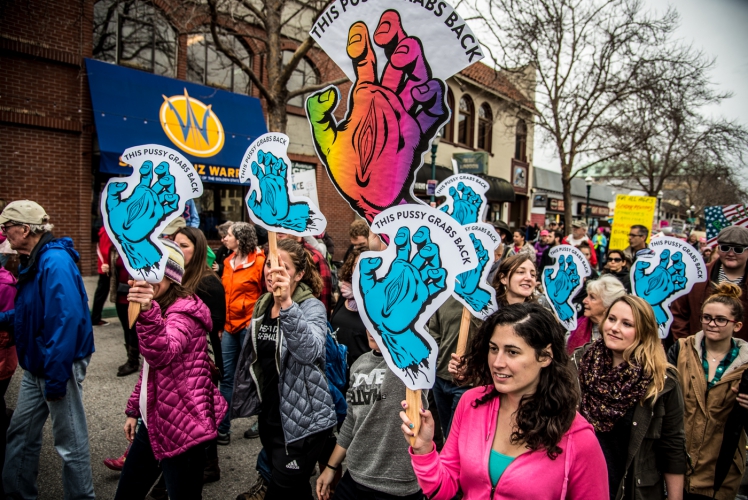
top-left (85, 58), bottom-right (267, 185)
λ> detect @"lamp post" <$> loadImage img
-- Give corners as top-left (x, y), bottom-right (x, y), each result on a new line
top-left (690, 205), bottom-right (696, 225)
top-left (584, 176), bottom-right (593, 226)
top-left (657, 190), bottom-right (663, 227)
top-left (429, 129), bottom-right (443, 204)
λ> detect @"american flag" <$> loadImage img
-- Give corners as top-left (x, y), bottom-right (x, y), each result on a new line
top-left (705, 204), bottom-right (748, 247)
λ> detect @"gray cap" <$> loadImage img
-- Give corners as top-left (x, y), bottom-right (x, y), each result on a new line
top-left (571, 220), bottom-right (588, 229)
top-left (717, 225), bottom-right (748, 246)
top-left (0, 200), bottom-right (49, 225)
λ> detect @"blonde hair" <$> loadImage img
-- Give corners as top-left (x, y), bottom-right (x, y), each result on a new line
top-left (604, 295), bottom-right (669, 401)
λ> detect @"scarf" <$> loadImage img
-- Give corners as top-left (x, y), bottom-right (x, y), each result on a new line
top-left (339, 281), bottom-right (357, 311)
top-left (578, 339), bottom-right (651, 432)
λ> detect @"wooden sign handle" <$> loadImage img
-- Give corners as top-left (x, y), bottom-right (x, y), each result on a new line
top-left (405, 388), bottom-right (422, 447)
top-left (127, 301), bottom-right (141, 328)
top-left (455, 306), bottom-right (472, 358)
top-left (268, 231), bottom-right (283, 298)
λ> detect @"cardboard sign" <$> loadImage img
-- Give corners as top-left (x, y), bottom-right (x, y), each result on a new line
top-left (704, 204), bottom-right (748, 248)
top-left (610, 195), bottom-right (656, 250)
top-left (239, 132), bottom-right (327, 236)
top-left (541, 245), bottom-right (592, 331)
top-left (435, 174), bottom-right (490, 224)
top-left (352, 204), bottom-right (478, 389)
top-left (305, 0), bottom-right (483, 225)
top-left (630, 237), bottom-right (707, 338)
top-left (101, 144), bottom-right (203, 282)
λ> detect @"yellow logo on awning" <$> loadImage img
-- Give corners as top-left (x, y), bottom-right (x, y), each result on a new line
top-left (160, 89), bottom-right (225, 157)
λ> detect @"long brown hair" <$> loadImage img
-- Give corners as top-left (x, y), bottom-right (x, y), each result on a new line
top-left (174, 227), bottom-right (219, 296)
top-left (492, 253), bottom-right (537, 305)
top-left (462, 303), bottom-right (579, 459)
top-left (702, 282), bottom-right (744, 320)
top-left (277, 238), bottom-right (323, 298)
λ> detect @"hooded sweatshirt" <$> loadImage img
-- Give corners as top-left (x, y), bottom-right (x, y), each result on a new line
top-left (410, 385), bottom-right (608, 500)
top-left (0, 267), bottom-right (18, 380)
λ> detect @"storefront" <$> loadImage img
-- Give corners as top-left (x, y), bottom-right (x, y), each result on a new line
top-left (86, 58), bottom-right (268, 239)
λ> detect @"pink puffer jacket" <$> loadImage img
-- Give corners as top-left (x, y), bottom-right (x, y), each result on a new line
top-left (126, 296), bottom-right (227, 460)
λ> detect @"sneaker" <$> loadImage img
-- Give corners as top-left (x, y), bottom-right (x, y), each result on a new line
top-left (217, 431), bottom-right (230, 445)
top-left (243, 421), bottom-right (259, 439)
top-left (103, 445), bottom-right (129, 471)
top-left (94, 320), bottom-right (110, 326)
top-left (236, 475), bottom-right (268, 500)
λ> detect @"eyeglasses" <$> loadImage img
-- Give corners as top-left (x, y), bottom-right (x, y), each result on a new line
top-left (608, 257), bottom-right (624, 263)
top-left (719, 244), bottom-right (745, 255)
top-left (700, 314), bottom-right (737, 327)
top-left (628, 233), bottom-right (644, 238)
top-left (0, 223), bottom-right (21, 234)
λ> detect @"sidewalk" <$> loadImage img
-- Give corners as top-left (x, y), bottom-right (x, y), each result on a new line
top-left (83, 275), bottom-right (117, 319)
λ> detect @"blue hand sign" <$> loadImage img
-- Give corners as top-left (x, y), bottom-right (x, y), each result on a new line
top-left (542, 246), bottom-right (591, 330)
top-left (241, 132), bottom-right (327, 236)
top-left (106, 160), bottom-right (179, 273)
top-left (455, 233), bottom-right (492, 313)
top-left (633, 249), bottom-right (687, 326)
top-left (440, 182), bottom-right (482, 225)
top-left (359, 226), bottom-right (446, 377)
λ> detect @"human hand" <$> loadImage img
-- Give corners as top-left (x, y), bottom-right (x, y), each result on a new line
top-left (543, 255), bottom-right (580, 322)
top-left (247, 150), bottom-right (314, 232)
top-left (307, 11), bottom-right (448, 223)
top-left (633, 250), bottom-right (686, 325)
top-left (124, 417), bottom-right (137, 442)
top-left (101, 264), bottom-right (110, 273)
top-left (400, 400), bottom-right (435, 455)
top-left (448, 352), bottom-right (466, 381)
top-left (127, 279), bottom-right (154, 312)
top-left (106, 161), bottom-right (179, 271)
top-left (266, 253), bottom-right (294, 309)
top-left (731, 387), bottom-right (748, 410)
top-left (358, 226), bottom-right (446, 374)
top-left (316, 467), bottom-right (336, 500)
top-left (211, 262), bottom-right (219, 271)
top-left (440, 182), bottom-right (481, 225)
top-left (455, 234), bottom-right (492, 312)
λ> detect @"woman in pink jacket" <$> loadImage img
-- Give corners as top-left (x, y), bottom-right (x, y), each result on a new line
top-left (401, 302), bottom-right (609, 499)
top-left (114, 240), bottom-right (227, 500)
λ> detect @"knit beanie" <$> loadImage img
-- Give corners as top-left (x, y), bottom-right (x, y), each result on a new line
top-left (160, 238), bottom-right (185, 285)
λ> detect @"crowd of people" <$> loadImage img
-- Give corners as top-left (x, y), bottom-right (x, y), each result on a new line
top-left (0, 199), bottom-right (747, 500)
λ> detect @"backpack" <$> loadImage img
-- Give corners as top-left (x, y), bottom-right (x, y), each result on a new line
top-left (325, 323), bottom-right (348, 425)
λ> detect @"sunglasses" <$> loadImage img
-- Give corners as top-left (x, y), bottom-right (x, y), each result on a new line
top-left (719, 244), bottom-right (745, 254)
top-left (608, 257), bottom-right (624, 263)
top-left (628, 233), bottom-right (645, 238)
top-left (700, 314), bottom-right (737, 327)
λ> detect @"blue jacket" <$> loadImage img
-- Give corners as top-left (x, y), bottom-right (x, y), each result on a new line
top-left (0, 235), bottom-right (95, 398)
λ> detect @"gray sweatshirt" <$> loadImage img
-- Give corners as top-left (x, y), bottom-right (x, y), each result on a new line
top-left (337, 351), bottom-right (422, 496)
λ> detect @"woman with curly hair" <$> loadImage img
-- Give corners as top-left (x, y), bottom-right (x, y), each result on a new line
top-left (401, 302), bottom-right (608, 499)
top-left (572, 295), bottom-right (687, 500)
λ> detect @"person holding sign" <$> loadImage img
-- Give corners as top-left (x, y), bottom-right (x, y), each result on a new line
top-left (401, 303), bottom-right (607, 499)
top-left (114, 241), bottom-right (227, 500)
top-left (571, 296), bottom-right (687, 500)
top-left (231, 238), bottom-right (336, 500)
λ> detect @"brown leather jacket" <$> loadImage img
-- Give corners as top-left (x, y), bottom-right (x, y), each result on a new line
top-left (670, 261), bottom-right (748, 342)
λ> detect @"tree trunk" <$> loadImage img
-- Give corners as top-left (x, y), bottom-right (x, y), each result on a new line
top-left (264, 0), bottom-right (287, 134)
top-left (561, 165), bottom-right (573, 235)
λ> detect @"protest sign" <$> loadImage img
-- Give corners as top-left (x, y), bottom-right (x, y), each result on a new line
top-left (610, 195), bottom-right (657, 250)
top-left (435, 173), bottom-right (490, 224)
top-left (630, 237), bottom-right (707, 338)
top-left (542, 245), bottom-right (592, 331)
top-left (305, 0), bottom-right (483, 225)
top-left (352, 204), bottom-right (478, 390)
top-left (704, 204), bottom-right (748, 247)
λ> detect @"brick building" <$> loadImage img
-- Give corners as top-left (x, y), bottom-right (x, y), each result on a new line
top-left (1, 0), bottom-right (534, 275)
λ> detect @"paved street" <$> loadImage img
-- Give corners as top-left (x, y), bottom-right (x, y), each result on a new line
top-left (5, 319), bottom-right (265, 499)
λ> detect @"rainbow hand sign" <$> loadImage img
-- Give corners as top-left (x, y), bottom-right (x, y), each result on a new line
top-left (307, 2), bottom-right (482, 224)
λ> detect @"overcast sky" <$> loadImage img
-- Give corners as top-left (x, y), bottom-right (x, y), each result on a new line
top-left (533, 0), bottom-right (748, 172)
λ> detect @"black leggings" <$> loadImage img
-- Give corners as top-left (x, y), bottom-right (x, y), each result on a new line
top-left (333, 471), bottom-right (424, 500)
top-left (115, 301), bottom-right (139, 354)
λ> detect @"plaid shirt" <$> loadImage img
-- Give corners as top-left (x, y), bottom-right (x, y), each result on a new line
top-left (302, 240), bottom-right (332, 315)
top-left (701, 337), bottom-right (740, 389)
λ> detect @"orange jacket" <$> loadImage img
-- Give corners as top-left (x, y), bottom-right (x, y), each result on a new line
top-left (222, 249), bottom-right (266, 334)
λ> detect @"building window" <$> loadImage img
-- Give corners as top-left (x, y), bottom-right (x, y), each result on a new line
top-left (284, 51), bottom-right (319, 107)
top-left (186, 32), bottom-right (252, 94)
top-left (93, 0), bottom-right (177, 77)
top-left (515, 119), bottom-right (527, 162)
top-left (477, 103), bottom-right (492, 152)
top-left (442, 89), bottom-right (455, 142)
top-left (457, 95), bottom-right (474, 146)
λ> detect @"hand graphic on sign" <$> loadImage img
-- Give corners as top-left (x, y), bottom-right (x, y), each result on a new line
top-left (307, 10), bottom-right (448, 223)
top-left (106, 160), bottom-right (179, 272)
top-left (359, 226), bottom-right (446, 374)
top-left (543, 255), bottom-right (580, 322)
top-left (455, 234), bottom-right (491, 311)
top-left (247, 150), bottom-right (314, 232)
top-left (633, 250), bottom-right (687, 325)
top-left (440, 182), bottom-right (482, 225)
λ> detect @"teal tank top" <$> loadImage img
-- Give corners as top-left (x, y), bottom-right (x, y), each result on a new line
top-left (489, 450), bottom-right (515, 486)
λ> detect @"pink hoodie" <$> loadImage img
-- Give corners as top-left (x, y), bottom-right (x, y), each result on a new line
top-left (410, 386), bottom-right (608, 500)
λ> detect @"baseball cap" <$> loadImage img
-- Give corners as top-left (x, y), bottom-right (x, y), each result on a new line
top-left (717, 226), bottom-right (748, 247)
top-left (540, 230), bottom-right (550, 236)
top-left (571, 220), bottom-right (588, 229)
top-left (161, 216), bottom-right (186, 236)
top-left (0, 200), bottom-right (49, 225)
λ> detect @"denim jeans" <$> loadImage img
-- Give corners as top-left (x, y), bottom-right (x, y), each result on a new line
top-left (114, 423), bottom-right (206, 500)
top-left (3, 356), bottom-right (94, 500)
top-left (432, 376), bottom-right (469, 438)
top-left (219, 327), bottom-right (247, 433)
